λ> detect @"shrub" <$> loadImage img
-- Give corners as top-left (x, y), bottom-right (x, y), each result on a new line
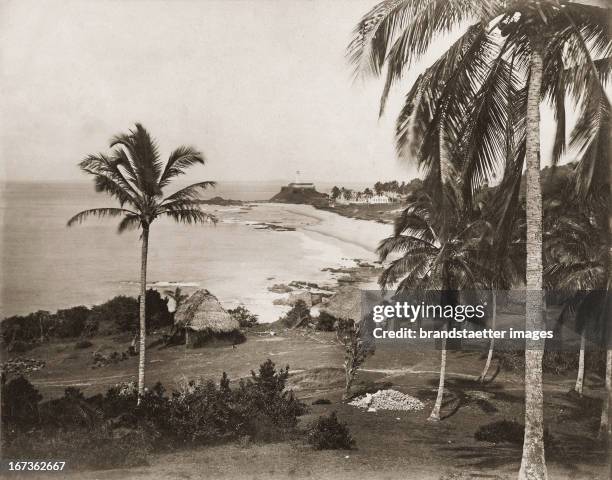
top-left (166, 377), bottom-right (245, 445)
top-left (306, 412), bottom-right (354, 450)
top-left (228, 305), bottom-right (259, 328)
top-left (143, 289), bottom-right (173, 330)
top-left (1, 359), bottom-right (308, 471)
top-left (235, 359), bottom-right (306, 438)
top-left (312, 398), bottom-right (332, 405)
top-left (315, 312), bottom-right (336, 331)
top-left (281, 300), bottom-right (311, 328)
top-left (1, 376), bottom-right (43, 432)
top-left (75, 340), bottom-right (93, 349)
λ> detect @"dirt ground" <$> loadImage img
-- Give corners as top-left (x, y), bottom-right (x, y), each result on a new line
top-left (2, 329), bottom-right (609, 480)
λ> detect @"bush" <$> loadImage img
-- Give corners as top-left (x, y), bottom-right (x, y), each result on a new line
top-left (143, 289), bottom-right (173, 330)
top-left (234, 359), bottom-right (306, 439)
top-left (306, 412), bottom-right (354, 450)
top-left (1, 360), bottom-right (307, 471)
top-left (1, 376), bottom-right (43, 433)
top-left (228, 305), bottom-right (259, 328)
top-left (281, 300), bottom-right (311, 328)
top-left (312, 398), bottom-right (332, 405)
top-left (75, 340), bottom-right (93, 349)
top-left (315, 312), bottom-right (336, 331)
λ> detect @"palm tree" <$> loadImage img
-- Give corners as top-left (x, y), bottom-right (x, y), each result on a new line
top-left (348, 2), bottom-right (610, 476)
top-left (544, 186), bottom-right (607, 398)
top-left (476, 213), bottom-right (526, 383)
top-left (67, 123), bottom-right (216, 400)
top-left (378, 182), bottom-right (488, 421)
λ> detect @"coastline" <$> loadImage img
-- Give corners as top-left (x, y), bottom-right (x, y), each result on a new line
top-left (1, 196), bottom-right (390, 323)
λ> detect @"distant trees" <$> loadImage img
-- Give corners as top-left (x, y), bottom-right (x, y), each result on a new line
top-left (331, 186), bottom-right (342, 200)
top-left (1, 290), bottom-right (172, 346)
top-left (332, 179), bottom-right (422, 202)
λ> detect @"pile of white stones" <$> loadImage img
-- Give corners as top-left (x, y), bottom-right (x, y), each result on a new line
top-left (349, 389), bottom-right (425, 412)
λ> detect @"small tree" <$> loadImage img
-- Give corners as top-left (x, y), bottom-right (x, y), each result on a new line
top-left (228, 305), bottom-right (259, 328)
top-left (336, 318), bottom-right (374, 400)
top-left (282, 300), bottom-right (311, 329)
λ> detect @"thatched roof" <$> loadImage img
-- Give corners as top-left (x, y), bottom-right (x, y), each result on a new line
top-left (174, 289), bottom-right (239, 333)
top-left (320, 286), bottom-right (363, 322)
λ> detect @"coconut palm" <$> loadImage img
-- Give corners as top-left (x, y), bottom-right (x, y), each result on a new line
top-left (544, 186), bottom-right (607, 397)
top-left (476, 212), bottom-right (526, 383)
top-left (570, 84), bottom-right (611, 435)
top-left (378, 181), bottom-right (489, 421)
top-left (349, 1), bottom-right (610, 476)
top-left (67, 123), bottom-right (216, 400)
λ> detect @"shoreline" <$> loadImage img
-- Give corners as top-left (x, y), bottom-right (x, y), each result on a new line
top-left (1, 201), bottom-right (387, 323)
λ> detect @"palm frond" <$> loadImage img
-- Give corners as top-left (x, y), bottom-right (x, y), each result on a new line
top-left (117, 214), bottom-right (142, 233)
top-left (161, 181), bottom-right (217, 205)
top-left (158, 146), bottom-right (206, 189)
top-left (66, 208), bottom-right (136, 227)
top-left (79, 154), bottom-right (141, 207)
top-left (572, 86), bottom-right (610, 197)
top-left (162, 208), bottom-right (218, 225)
top-left (347, 0), bottom-right (420, 78)
top-left (110, 124), bottom-right (163, 196)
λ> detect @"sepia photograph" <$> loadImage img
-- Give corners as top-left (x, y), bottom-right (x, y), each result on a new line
top-left (1, 1), bottom-right (611, 479)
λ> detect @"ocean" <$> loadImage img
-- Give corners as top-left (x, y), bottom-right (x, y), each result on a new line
top-left (1, 181), bottom-right (390, 322)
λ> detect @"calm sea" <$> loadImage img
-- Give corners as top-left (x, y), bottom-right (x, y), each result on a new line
top-left (0, 181), bottom-right (381, 322)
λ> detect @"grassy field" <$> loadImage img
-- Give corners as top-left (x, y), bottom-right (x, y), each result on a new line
top-left (3, 327), bottom-right (608, 480)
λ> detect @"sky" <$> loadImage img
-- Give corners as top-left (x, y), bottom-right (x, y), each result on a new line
top-left (1, 0), bottom-right (564, 184)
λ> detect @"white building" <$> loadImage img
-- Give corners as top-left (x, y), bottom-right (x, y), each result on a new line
top-left (368, 194), bottom-right (391, 204)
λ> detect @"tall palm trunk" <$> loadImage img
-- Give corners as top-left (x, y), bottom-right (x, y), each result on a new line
top-left (479, 292), bottom-right (497, 383)
top-left (575, 330), bottom-right (586, 396)
top-left (428, 326), bottom-right (447, 422)
top-left (518, 42), bottom-right (548, 480)
top-left (600, 349), bottom-right (612, 437)
top-left (137, 225), bottom-right (149, 402)
top-left (601, 141), bottom-right (612, 438)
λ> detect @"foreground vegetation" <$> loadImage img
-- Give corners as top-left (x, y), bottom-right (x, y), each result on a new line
top-left (1, 359), bottom-right (357, 471)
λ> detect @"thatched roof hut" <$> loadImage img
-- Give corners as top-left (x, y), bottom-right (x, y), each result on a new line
top-left (174, 290), bottom-right (241, 347)
top-left (320, 286), bottom-right (363, 322)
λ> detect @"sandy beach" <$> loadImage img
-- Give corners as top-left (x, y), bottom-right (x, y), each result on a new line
top-left (1, 182), bottom-right (391, 321)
